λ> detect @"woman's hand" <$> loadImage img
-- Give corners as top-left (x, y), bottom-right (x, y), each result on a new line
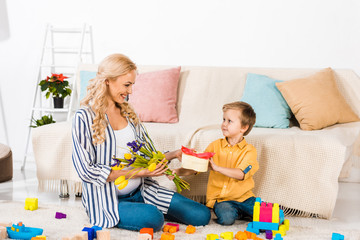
top-left (137, 159), bottom-right (168, 177)
top-left (166, 169), bottom-right (176, 181)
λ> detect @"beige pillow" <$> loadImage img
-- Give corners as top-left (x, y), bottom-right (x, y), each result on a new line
top-left (275, 68), bottom-right (359, 130)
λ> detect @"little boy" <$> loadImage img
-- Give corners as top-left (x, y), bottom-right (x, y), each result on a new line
top-left (176, 101), bottom-right (259, 225)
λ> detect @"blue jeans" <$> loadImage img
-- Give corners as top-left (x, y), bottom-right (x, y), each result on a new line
top-left (116, 187), bottom-right (211, 231)
top-left (213, 197), bottom-right (256, 225)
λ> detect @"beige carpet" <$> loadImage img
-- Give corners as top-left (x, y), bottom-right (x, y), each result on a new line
top-left (0, 201), bottom-right (359, 240)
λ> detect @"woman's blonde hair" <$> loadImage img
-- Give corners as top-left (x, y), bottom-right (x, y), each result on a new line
top-left (222, 101), bottom-right (256, 136)
top-left (81, 53), bottom-right (138, 145)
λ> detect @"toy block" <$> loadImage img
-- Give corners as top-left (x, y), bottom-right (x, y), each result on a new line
top-left (245, 230), bottom-right (257, 239)
top-left (332, 233), bottom-right (344, 240)
top-left (140, 228), bottom-right (153, 239)
top-left (0, 226), bottom-right (7, 240)
top-left (31, 236), bottom-right (46, 240)
top-left (220, 231), bottom-right (233, 240)
top-left (138, 233), bottom-right (152, 240)
top-left (272, 224), bottom-right (287, 237)
top-left (235, 231), bottom-right (247, 240)
top-left (260, 202), bottom-right (273, 222)
top-left (283, 219), bottom-right (289, 231)
top-left (70, 232), bottom-right (88, 240)
top-left (206, 234), bottom-right (219, 240)
top-left (279, 210), bottom-right (284, 224)
top-left (254, 237), bottom-right (264, 240)
top-left (166, 223), bottom-right (179, 233)
top-left (265, 230), bottom-right (273, 239)
top-left (160, 232), bottom-right (175, 240)
top-left (25, 198), bottom-right (38, 211)
top-left (272, 203), bottom-right (279, 223)
top-left (185, 225), bottom-right (196, 234)
top-left (253, 221), bottom-right (279, 231)
top-left (91, 226), bottom-right (102, 238)
top-left (246, 222), bottom-right (260, 235)
top-left (96, 230), bottom-right (110, 240)
top-left (55, 212), bottom-right (67, 219)
top-left (82, 227), bottom-right (95, 240)
top-left (253, 201), bottom-right (260, 222)
top-left (274, 233), bottom-right (283, 240)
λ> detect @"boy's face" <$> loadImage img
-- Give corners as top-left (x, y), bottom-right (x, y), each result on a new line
top-left (221, 109), bottom-right (248, 139)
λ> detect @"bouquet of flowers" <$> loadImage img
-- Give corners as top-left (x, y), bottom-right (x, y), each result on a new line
top-left (112, 129), bottom-right (190, 193)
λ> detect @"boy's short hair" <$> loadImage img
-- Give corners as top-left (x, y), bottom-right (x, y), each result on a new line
top-left (222, 101), bottom-right (256, 136)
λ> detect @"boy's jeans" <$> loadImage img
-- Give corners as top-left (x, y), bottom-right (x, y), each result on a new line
top-left (116, 187), bottom-right (210, 231)
top-left (213, 197), bottom-right (256, 225)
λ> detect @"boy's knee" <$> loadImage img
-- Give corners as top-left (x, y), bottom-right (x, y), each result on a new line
top-left (214, 202), bottom-right (237, 226)
top-left (216, 211), bottom-right (236, 225)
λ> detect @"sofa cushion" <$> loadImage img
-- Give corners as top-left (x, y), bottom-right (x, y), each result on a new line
top-left (129, 67), bottom-right (181, 123)
top-left (276, 68), bottom-right (360, 130)
top-left (241, 73), bottom-right (291, 128)
top-left (79, 71), bottom-right (97, 101)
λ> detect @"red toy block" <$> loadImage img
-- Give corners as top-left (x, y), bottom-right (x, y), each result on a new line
top-left (140, 228), bottom-right (153, 239)
top-left (260, 202), bottom-right (272, 222)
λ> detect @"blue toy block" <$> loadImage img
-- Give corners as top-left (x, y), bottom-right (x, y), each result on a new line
top-left (332, 232), bottom-right (344, 240)
top-left (82, 227), bottom-right (95, 240)
top-left (279, 209), bottom-right (285, 224)
top-left (252, 221), bottom-right (279, 231)
top-left (91, 226), bottom-right (102, 238)
top-left (246, 222), bottom-right (260, 235)
top-left (274, 233), bottom-right (283, 240)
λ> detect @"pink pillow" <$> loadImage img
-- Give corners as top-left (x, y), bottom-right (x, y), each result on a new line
top-left (128, 67), bottom-right (181, 123)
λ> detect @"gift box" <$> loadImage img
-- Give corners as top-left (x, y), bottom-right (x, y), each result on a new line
top-left (181, 146), bottom-right (215, 172)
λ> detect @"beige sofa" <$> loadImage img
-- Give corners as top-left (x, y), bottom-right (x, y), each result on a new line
top-left (32, 64), bottom-right (360, 219)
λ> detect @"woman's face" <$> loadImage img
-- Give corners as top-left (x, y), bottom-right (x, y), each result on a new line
top-left (107, 70), bottom-right (136, 104)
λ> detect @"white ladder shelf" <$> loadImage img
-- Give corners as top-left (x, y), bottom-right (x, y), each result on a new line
top-left (22, 24), bottom-right (95, 170)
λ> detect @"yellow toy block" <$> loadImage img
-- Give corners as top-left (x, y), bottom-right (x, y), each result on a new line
top-left (25, 198), bottom-right (38, 211)
top-left (272, 224), bottom-right (287, 237)
top-left (220, 231), bottom-right (233, 240)
top-left (31, 235), bottom-right (46, 240)
top-left (206, 234), bottom-right (219, 240)
top-left (272, 203), bottom-right (279, 223)
top-left (253, 201), bottom-right (260, 221)
top-left (284, 219), bottom-right (290, 231)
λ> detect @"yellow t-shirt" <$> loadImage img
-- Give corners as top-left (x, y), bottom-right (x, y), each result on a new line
top-left (205, 138), bottom-right (259, 208)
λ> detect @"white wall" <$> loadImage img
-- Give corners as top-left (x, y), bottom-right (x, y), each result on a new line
top-left (1, 0), bottom-right (360, 163)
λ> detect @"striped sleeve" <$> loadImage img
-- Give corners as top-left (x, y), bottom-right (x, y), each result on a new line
top-left (72, 109), bottom-right (111, 187)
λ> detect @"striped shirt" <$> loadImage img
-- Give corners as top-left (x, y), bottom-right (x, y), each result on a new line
top-left (72, 106), bottom-right (174, 228)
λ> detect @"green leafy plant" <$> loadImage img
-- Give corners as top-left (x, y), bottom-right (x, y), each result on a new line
top-left (39, 73), bottom-right (72, 99)
top-left (30, 115), bottom-right (56, 128)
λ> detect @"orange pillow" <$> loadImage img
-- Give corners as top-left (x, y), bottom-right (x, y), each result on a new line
top-left (275, 68), bottom-right (359, 130)
top-left (128, 67), bottom-right (181, 123)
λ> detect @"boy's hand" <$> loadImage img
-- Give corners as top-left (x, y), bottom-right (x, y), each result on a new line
top-left (209, 158), bottom-right (219, 172)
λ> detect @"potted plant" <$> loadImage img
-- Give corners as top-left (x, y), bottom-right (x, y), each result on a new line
top-left (38, 73), bottom-right (72, 108)
top-left (30, 115), bottom-right (56, 128)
